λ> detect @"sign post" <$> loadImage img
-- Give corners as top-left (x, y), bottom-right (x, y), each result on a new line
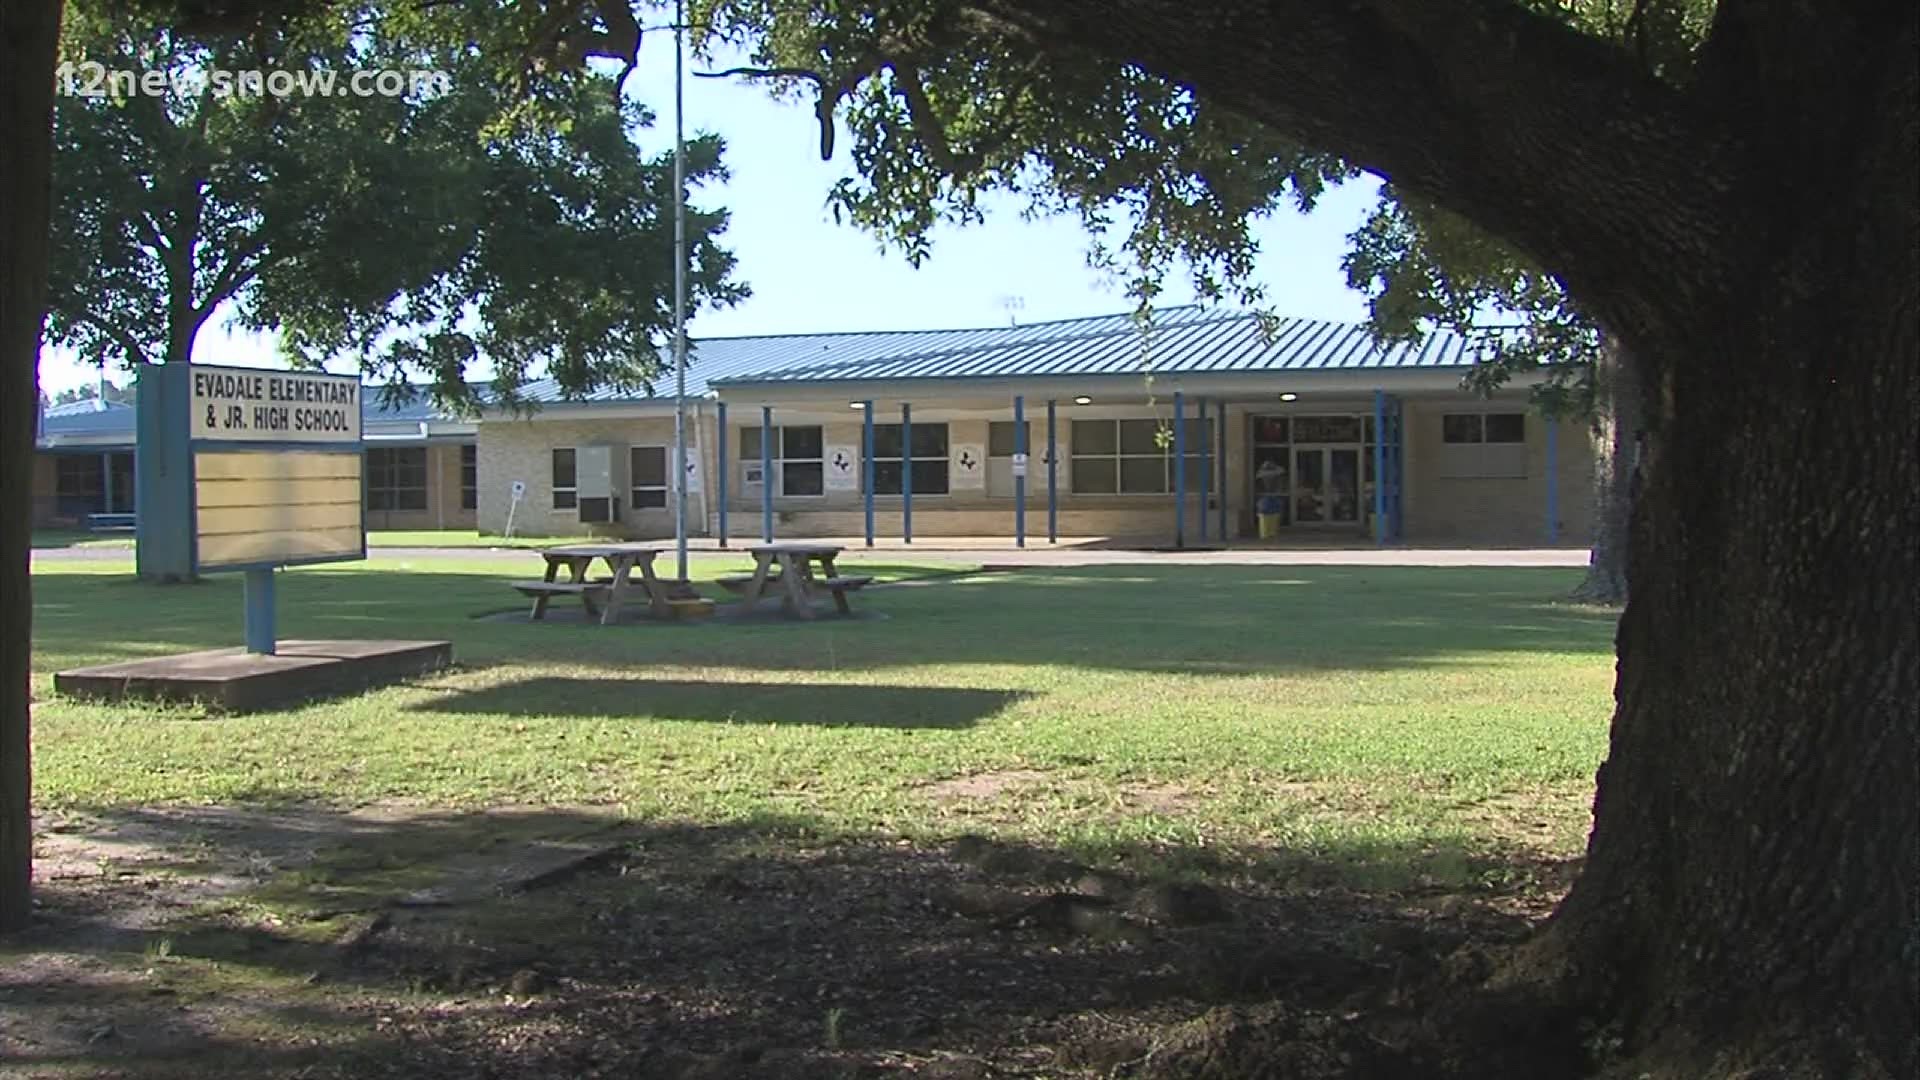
top-left (506, 480), bottom-right (527, 539)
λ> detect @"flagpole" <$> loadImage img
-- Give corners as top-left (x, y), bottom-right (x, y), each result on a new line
top-left (672, 0), bottom-right (690, 582)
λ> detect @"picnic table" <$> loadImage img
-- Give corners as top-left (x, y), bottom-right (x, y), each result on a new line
top-left (716, 543), bottom-right (872, 619)
top-left (512, 543), bottom-right (671, 625)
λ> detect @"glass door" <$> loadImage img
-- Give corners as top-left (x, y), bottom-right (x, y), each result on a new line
top-left (1293, 447), bottom-right (1362, 525)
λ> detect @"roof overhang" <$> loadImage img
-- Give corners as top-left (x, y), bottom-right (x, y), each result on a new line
top-left (708, 365), bottom-right (1516, 406)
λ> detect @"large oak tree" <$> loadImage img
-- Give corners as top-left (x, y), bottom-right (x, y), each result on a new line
top-left (4, 0), bottom-right (1914, 1076)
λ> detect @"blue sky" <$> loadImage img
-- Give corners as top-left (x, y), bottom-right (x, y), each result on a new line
top-left (37, 43), bottom-right (1382, 395)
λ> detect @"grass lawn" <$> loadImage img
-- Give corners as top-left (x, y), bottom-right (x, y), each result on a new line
top-left (14, 555), bottom-right (1620, 1076)
top-left (30, 555), bottom-right (1612, 881)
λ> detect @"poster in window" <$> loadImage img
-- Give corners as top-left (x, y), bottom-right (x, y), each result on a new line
top-left (824, 445), bottom-right (860, 491)
top-left (950, 443), bottom-right (986, 488)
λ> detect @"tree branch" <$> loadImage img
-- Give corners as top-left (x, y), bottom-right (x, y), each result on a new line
top-left (694, 65), bottom-right (868, 160)
top-left (194, 236), bottom-right (267, 320)
top-left (960, 0), bottom-right (1734, 345)
top-left (78, 311), bottom-right (154, 369)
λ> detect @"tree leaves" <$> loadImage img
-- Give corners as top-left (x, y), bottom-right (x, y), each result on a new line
top-left (45, 0), bottom-right (747, 415)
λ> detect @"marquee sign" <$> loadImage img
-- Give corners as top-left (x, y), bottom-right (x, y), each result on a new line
top-left (137, 362), bottom-right (367, 652)
top-left (190, 367), bottom-right (361, 444)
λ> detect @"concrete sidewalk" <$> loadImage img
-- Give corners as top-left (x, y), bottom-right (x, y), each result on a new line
top-left (33, 537), bottom-right (1590, 569)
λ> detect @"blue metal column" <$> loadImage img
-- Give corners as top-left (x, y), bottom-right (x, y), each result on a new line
top-left (243, 568), bottom-right (276, 655)
top-left (100, 452), bottom-right (114, 515)
top-left (1373, 390), bottom-right (1387, 545)
top-left (1392, 398), bottom-right (1405, 541)
top-left (760, 405), bottom-right (774, 542)
top-left (716, 401), bottom-right (729, 547)
top-left (1198, 399), bottom-right (1210, 542)
top-left (1173, 391), bottom-right (1186, 549)
top-left (901, 403), bottom-right (913, 544)
top-left (1217, 410), bottom-right (1229, 541)
top-left (862, 400), bottom-right (876, 546)
top-left (1545, 417), bottom-right (1559, 544)
top-left (1013, 395), bottom-right (1027, 548)
top-left (1046, 400), bottom-right (1058, 544)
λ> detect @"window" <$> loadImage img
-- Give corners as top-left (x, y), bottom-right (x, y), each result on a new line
top-left (1439, 413), bottom-right (1528, 479)
top-left (871, 422), bottom-right (949, 495)
top-left (1442, 413), bottom-right (1526, 444)
top-left (1293, 415), bottom-right (1363, 443)
top-left (741, 425), bottom-right (825, 496)
top-left (55, 455), bottom-right (102, 514)
top-left (460, 444), bottom-right (477, 510)
top-left (988, 421), bottom-right (1042, 497)
top-left (988, 421), bottom-right (1029, 458)
top-left (551, 448), bottom-right (577, 510)
top-left (1070, 417), bottom-right (1213, 495)
top-left (630, 446), bottom-right (668, 509)
top-left (366, 447), bottom-right (428, 511)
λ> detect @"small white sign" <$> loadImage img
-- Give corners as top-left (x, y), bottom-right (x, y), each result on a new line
top-left (950, 443), bottom-right (986, 489)
top-left (825, 445), bottom-right (859, 491)
top-left (189, 364), bottom-right (361, 443)
top-left (1010, 452), bottom-right (1029, 478)
top-left (676, 454), bottom-right (702, 494)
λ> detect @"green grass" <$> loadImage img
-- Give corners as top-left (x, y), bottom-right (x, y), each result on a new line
top-left (29, 555), bottom-right (1617, 889)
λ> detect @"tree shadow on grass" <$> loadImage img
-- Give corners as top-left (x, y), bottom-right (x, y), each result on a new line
top-left (6, 801), bottom-right (1588, 1079)
top-left (404, 676), bottom-right (1030, 728)
top-left (33, 564), bottom-right (1619, 682)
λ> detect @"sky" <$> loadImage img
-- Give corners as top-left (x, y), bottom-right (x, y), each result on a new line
top-left (36, 41), bottom-right (1384, 396)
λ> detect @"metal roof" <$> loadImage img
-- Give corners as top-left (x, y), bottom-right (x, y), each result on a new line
top-left (507, 306), bottom-right (1240, 404)
top-left (39, 400), bottom-right (136, 436)
top-left (37, 308), bottom-right (1486, 439)
top-left (709, 307), bottom-right (1486, 387)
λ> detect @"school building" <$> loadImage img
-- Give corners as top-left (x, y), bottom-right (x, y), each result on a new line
top-left (32, 305), bottom-right (1592, 547)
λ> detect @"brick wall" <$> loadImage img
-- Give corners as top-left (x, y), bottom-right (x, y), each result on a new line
top-left (29, 453), bottom-right (59, 528)
top-left (477, 414), bottom-right (683, 537)
top-left (362, 443), bottom-right (476, 532)
top-left (468, 399), bottom-right (1596, 545)
top-left (1402, 403), bottom-right (1594, 545)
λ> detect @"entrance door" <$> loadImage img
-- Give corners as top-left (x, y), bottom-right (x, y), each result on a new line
top-left (1293, 447), bottom-right (1362, 525)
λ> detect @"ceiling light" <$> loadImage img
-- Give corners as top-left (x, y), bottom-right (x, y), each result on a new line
top-left (1279, 392), bottom-right (1298, 402)
top-left (1073, 396), bottom-right (1093, 405)
top-left (849, 401), bottom-right (867, 409)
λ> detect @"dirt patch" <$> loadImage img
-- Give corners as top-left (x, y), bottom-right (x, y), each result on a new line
top-left (1120, 781), bottom-right (1199, 814)
top-left (919, 768), bottom-right (1052, 801)
top-left (5, 805), bottom-right (1576, 1079)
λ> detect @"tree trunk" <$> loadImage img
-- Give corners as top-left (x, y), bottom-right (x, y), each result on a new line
top-left (0, 0), bottom-right (63, 935)
top-left (1569, 337), bottom-right (1638, 605)
top-left (969, 3), bottom-right (1919, 1075)
top-left (1519, 101), bottom-right (1920, 1080)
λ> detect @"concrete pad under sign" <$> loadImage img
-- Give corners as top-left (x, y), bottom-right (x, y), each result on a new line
top-left (53, 639), bottom-right (452, 713)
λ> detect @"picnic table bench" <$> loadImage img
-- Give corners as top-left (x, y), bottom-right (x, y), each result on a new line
top-left (86, 512), bottom-right (136, 534)
top-left (720, 543), bottom-right (871, 618)
top-left (515, 543), bottom-right (673, 625)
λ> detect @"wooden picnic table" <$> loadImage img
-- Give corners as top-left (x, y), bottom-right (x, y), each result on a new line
top-left (513, 543), bottom-right (671, 625)
top-left (718, 542), bottom-right (872, 619)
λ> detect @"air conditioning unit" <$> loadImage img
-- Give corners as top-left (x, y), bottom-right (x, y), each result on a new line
top-left (576, 444), bottom-right (620, 523)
